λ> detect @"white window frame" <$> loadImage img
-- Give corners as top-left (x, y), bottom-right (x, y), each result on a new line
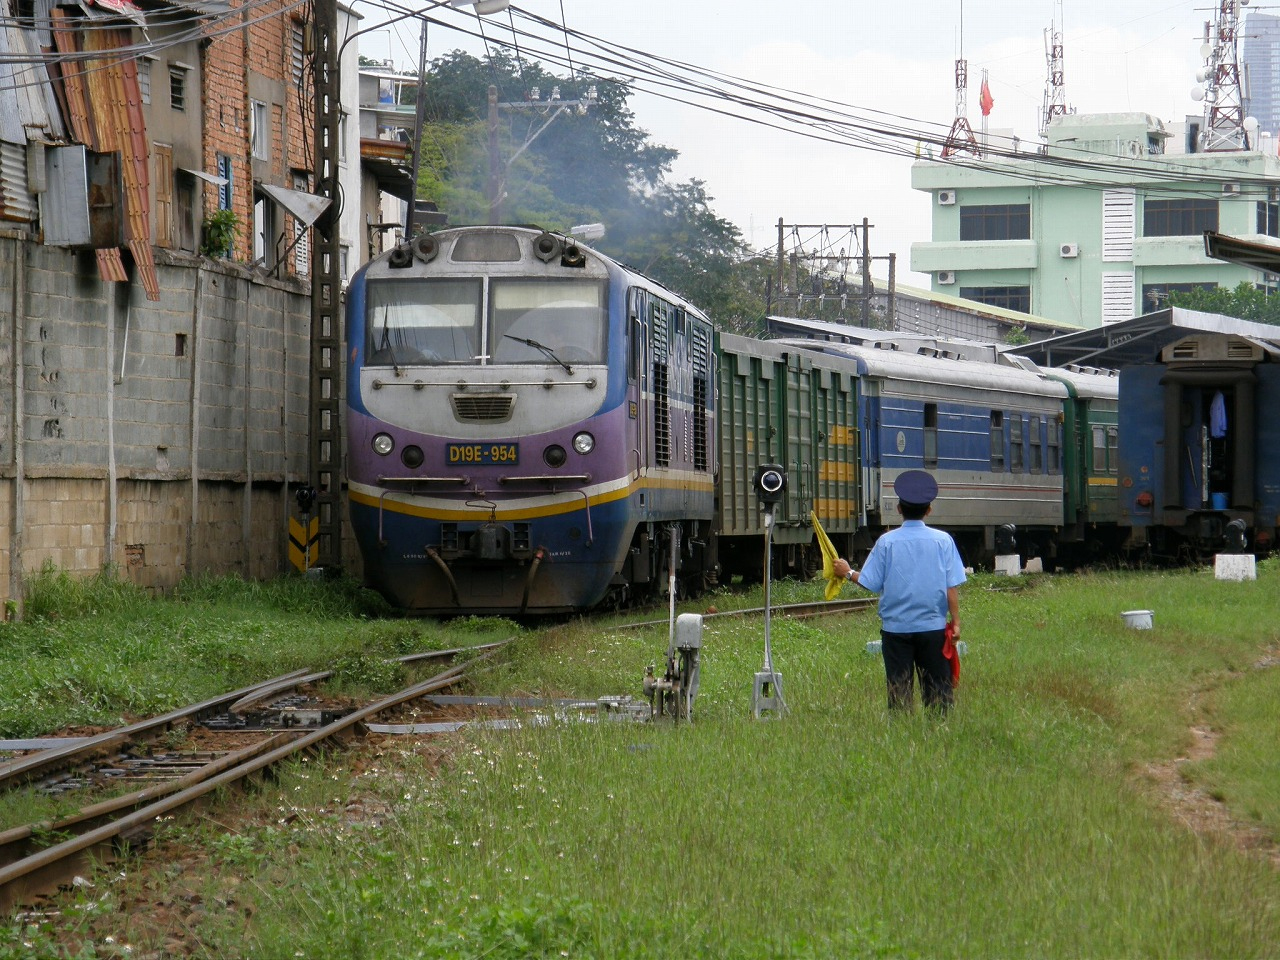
top-left (251, 100), bottom-right (270, 161)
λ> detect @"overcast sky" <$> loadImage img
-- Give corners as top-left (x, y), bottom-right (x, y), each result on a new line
top-left (355, 1), bottom-right (1229, 283)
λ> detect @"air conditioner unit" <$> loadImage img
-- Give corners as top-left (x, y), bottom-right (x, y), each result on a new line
top-left (1223, 183), bottom-right (1240, 195)
top-left (937, 270), bottom-right (956, 285)
top-left (938, 190), bottom-right (957, 206)
top-left (1060, 242), bottom-right (1079, 258)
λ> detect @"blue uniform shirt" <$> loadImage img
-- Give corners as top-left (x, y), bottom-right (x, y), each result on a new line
top-left (856, 520), bottom-right (967, 633)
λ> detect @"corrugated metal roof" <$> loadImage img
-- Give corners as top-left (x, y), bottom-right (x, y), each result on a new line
top-left (50, 12), bottom-right (159, 299)
top-left (1016, 308), bottom-right (1280, 369)
top-left (0, 141), bottom-right (36, 224)
top-left (0, 16), bottom-right (65, 142)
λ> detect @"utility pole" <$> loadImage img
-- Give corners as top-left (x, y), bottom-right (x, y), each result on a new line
top-left (405, 19), bottom-right (430, 236)
top-left (860, 217), bottom-right (872, 328)
top-left (309, 0), bottom-right (343, 570)
top-left (486, 85), bottom-right (597, 224)
top-left (487, 85), bottom-right (501, 224)
top-left (771, 221), bottom-right (896, 328)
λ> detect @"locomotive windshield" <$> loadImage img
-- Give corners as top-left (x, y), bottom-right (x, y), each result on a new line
top-left (366, 278), bottom-right (480, 365)
top-left (489, 279), bottom-right (606, 365)
top-left (364, 276), bottom-right (606, 366)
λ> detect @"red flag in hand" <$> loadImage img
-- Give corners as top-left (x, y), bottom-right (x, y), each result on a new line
top-left (943, 623), bottom-right (961, 686)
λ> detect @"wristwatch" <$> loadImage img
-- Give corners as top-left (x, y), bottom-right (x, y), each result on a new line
top-left (845, 568), bottom-right (856, 582)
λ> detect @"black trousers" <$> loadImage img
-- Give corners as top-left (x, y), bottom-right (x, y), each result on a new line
top-left (881, 628), bottom-right (953, 712)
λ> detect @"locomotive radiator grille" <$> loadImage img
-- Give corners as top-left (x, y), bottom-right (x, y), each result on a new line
top-left (452, 393), bottom-right (515, 423)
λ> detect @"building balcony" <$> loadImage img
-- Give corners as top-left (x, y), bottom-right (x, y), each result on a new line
top-left (1131, 236), bottom-right (1213, 267)
top-left (910, 238), bottom-right (1038, 274)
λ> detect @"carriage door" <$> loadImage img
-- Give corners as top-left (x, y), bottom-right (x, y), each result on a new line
top-left (1162, 370), bottom-right (1255, 511)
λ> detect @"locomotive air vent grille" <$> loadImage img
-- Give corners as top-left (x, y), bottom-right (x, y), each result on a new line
top-left (1170, 340), bottom-right (1201, 360)
top-left (452, 393), bottom-right (515, 423)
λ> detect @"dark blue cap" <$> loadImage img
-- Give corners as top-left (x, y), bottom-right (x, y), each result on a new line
top-left (894, 469), bottom-right (938, 505)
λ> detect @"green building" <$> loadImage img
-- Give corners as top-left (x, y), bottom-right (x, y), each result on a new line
top-left (910, 112), bottom-right (1280, 328)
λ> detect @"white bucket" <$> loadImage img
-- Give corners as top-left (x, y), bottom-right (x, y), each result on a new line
top-left (1121, 610), bottom-right (1153, 630)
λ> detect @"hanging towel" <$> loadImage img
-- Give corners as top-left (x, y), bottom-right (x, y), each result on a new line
top-left (1210, 390), bottom-right (1228, 439)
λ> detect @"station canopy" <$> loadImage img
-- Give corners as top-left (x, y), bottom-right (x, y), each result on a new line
top-left (1013, 307), bottom-right (1280, 370)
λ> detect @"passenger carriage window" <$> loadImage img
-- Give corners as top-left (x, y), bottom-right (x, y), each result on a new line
top-left (1048, 419), bottom-right (1062, 474)
top-left (365, 278), bottom-right (480, 365)
top-left (1106, 425), bottom-right (1119, 475)
top-left (1029, 415), bottom-right (1042, 473)
top-left (923, 403), bottom-right (938, 468)
top-left (990, 411), bottom-right (1004, 472)
top-left (1010, 415), bottom-right (1024, 473)
top-left (1092, 425), bottom-right (1107, 472)
top-left (489, 279), bottom-right (607, 365)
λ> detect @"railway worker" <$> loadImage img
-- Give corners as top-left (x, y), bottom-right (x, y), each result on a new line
top-left (831, 469), bottom-right (966, 713)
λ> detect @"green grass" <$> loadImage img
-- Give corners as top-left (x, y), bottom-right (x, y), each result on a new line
top-left (0, 566), bottom-right (514, 737)
top-left (3, 563), bottom-right (1280, 958)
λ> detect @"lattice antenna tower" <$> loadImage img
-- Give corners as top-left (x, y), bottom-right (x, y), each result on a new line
top-left (942, 0), bottom-right (980, 158)
top-left (1039, 0), bottom-right (1069, 140)
top-left (1197, 0), bottom-right (1251, 151)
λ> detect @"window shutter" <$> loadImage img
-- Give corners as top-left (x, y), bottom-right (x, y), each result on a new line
top-left (1102, 189), bottom-right (1134, 261)
top-left (1101, 272), bottom-right (1135, 323)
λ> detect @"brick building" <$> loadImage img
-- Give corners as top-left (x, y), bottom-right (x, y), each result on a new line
top-left (0, 0), bottom-right (345, 612)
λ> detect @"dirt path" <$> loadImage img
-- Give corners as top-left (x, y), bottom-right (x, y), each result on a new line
top-left (1141, 651), bottom-right (1280, 869)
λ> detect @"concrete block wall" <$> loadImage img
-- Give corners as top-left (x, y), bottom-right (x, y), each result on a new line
top-left (117, 479), bottom-right (187, 591)
top-left (20, 478), bottom-right (109, 575)
top-left (1, 235), bottom-right (322, 609)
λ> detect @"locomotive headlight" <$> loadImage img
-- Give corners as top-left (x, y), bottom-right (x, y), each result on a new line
top-left (372, 433), bottom-right (395, 456)
top-left (401, 445), bottom-right (424, 468)
top-left (543, 444), bottom-right (567, 468)
top-left (572, 432), bottom-right (595, 455)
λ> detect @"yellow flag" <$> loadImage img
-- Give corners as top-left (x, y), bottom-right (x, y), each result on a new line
top-left (810, 510), bottom-right (844, 601)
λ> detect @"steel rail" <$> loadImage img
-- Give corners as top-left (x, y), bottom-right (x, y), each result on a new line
top-left (226, 640), bottom-right (512, 714)
top-left (0, 733), bottom-right (299, 868)
top-left (0, 643), bottom-right (508, 913)
top-left (609, 596), bottom-right (877, 631)
top-left (0, 669), bottom-right (314, 792)
top-left (1, 642), bottom-right (514, 789)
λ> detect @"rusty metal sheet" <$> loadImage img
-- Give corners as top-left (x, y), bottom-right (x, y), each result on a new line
top-left (51, 15), bottom-right (158, 298)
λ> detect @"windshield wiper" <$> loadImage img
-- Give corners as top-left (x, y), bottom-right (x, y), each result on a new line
top-left (379, 312), bottom-right (402, 376)
top-left (503, 334), bottom-right (573, 375)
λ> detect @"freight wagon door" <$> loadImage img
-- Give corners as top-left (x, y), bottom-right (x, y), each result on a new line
top-left (779, 350), bottom-right (814, 529)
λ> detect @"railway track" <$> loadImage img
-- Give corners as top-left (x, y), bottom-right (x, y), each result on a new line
top-left (0, 601), bottom-right (871, 911)
top-left (0, 642), bottom-right (507, 913)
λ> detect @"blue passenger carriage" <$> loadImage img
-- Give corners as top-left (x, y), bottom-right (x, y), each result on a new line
top-left (1119, 329), bottom-right (1280, 558)
top-left (345, 226), bottom-right (717, 614)
top-left (772, 339), bottom-right (1086, 566)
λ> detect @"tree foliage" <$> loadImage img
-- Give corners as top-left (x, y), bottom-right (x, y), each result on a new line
top-left (412, 51), bottom-right (765, 328)
top-left (1166, 281), bottom-right (1280, 325)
